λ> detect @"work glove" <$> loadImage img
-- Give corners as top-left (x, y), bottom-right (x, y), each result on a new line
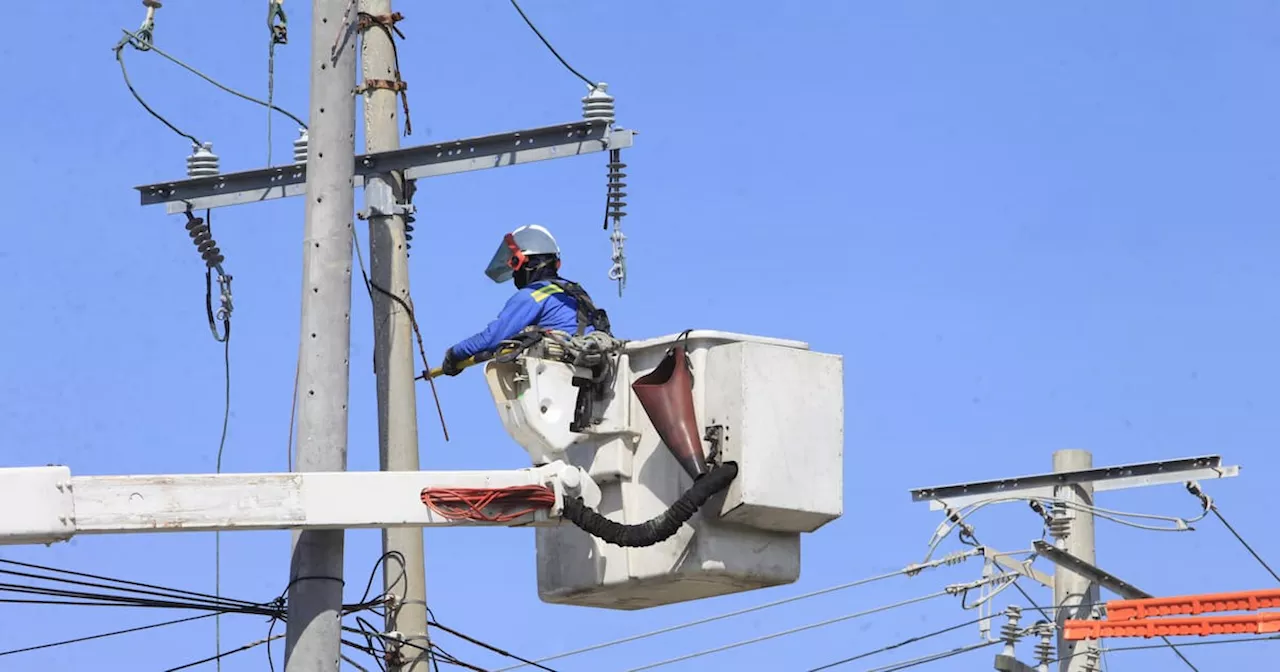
top-left (440, 349), bottom-right (463, 377)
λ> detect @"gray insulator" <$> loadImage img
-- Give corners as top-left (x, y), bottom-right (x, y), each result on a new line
top-left (293, 128), bottom-right (309, 165)
top-left (582, 83), bottom-right (615, 125)
top-left (187, 142), bottom-right (220, 178)
top-left (607, 157), bottom-right (627, 219)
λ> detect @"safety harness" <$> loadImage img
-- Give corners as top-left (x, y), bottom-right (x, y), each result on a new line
top-left (547, 278), bottom-right (612, 337)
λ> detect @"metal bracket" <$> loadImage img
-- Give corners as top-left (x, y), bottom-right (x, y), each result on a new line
top-left (1032, 539), bottom-right (1152, 600)
top-left (704, 424), bottom-right (729, 465)
top-left (979, 546), bottom-right (1052, 588)
top-left (910, 454), bottom-right (1240, 511)
top-left (358, 202), bottom-right (415, 220)
top-left (994, 654), bottom-right (1038, 672)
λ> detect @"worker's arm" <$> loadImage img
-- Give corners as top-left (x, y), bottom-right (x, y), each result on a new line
top-left (448, 289), bottom-right (541, 360)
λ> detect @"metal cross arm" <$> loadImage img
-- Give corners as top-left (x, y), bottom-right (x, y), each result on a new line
top-left (0, 462), bottom-right (600, 546)
top-left (1031, 540), bottom-right (1151, 600)
top-left (134, 119), bottom-right (637, 214)
top-left (909, 454), bottom-right (1240, 511)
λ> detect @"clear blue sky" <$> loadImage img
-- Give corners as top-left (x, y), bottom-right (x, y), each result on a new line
top-left (2, 0), bottom-right (1279, 669)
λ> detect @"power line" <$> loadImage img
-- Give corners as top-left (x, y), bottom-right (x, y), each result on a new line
top-left (351, 227), bottom-right (449, 440)
top-left (865, 639), bottom-right (1000, 672)
top-left (206, 209), bottom-right (234, 672)
top-left (119, 28), bottom-right (307, 129)
top-left (0, 612), bottom-right (218, 658)
top-left (805, 615), bottom-right (991, 671)
top-left (507, 0), bottom-right (596, 88)
top-left (1212, 506), bottom-right (1280, 583)
top-left (114, 33), bottom-right (200, 146)
top-left (163, 632), bottom-right (286, 672)
top-left (342, 625), bottom-right (492, 672)
top-left (623, 591), bottom-right (953, 672)
top-left (0, 583), bottom-right (276, 615)
top-left (494, 550), bottom-right (983, 671)
top-left (429, 619), bottom-right (555, 672)
top-left (0, 566), bottom-right (259, 613)
top-left (0, 558), bottom-right (259, 608)
top-left (1049, 633), bottom-right (1280, 665)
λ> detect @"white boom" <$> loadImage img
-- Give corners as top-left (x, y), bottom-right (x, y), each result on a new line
top-left (0, 462), bottom-right (599, 546)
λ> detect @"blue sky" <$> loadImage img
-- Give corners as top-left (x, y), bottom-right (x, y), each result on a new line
top-left (3, 0), bottom-right (1280, 669)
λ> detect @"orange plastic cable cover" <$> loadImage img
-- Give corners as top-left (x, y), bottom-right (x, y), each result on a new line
top-left (1104, 588), bottom-right (1280, 621)
top-left (1065, 612), bottom-right (1280, 641)
top-left (420, 485), bottom-right (557, 523)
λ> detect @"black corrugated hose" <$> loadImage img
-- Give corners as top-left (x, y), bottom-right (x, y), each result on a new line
top-left (560, 462), bottom-right (739, 548)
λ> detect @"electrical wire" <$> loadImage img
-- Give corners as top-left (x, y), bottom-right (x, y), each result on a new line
top-left (1212, 506), bottom-right (1280, 583)
top-left (623, 591), bottom-right (953, 672)
top-left (429, 619), bottom-right (556, 672)
top-left (207, 211), bottom-right (234, 672)
top-left (351, 227), bottom-right (449, 440)
top-left (0, 558), bottom-right (261, 609)
top-left (114, 33), bottom-right (200, 146)
top-left (0, 582), bottom-right (277, 615)
top-left (119, 28), bottom-right (306, 129)
top-left (0, 612), bottom-right (218, 658)
top-left (507, 0), bottom-right (596, 87)
top-left (864, 639), bottom-right (1001, 672)
top-left (0, 566), bottom-right (261, 613)
top-left (1047, 633), bottom-right (1280, 664)
top-left (163, 632), bottom-right (286, 672)
top-left (804, 615), bottom-right (992, 671)
top-left (342, 626), bottom-right (490, 672)
top-left (493, 550), bottom-right (985, 671)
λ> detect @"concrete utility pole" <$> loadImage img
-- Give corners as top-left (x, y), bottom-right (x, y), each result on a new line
top-left (1051, 450), bottom-right (1100, 672)
top-left (357, 1), bottom-right (431, 669)
top-left (285, 0), bottom-right (357, 670)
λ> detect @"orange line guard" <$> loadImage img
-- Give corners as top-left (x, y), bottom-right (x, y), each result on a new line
top-left (1064, 588), bottom-right (1280, 641)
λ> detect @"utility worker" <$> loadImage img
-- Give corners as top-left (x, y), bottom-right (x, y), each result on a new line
top-left (440, 224), bottom-right (611, 377)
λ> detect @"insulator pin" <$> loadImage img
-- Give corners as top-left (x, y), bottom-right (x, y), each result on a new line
top-left (582, 83), bottom-right (615, 125)
top-left (293, 128), bottom-right (309, 165)
top-left (186, 141), bottom-right (220, 178)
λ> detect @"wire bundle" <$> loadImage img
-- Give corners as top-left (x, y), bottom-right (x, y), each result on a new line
top-left (420, 485), bottom-right (558, 523)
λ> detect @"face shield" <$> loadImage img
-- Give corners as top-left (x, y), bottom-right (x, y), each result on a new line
top-left (483, 233), bottom-right (526, 284)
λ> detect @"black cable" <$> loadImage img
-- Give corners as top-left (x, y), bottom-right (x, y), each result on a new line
top-left (1052, 633), bottom-right (1280, 664)
top-left (1213, 506), bottom-right (1280, 583)
top-left (350, 228), bottom-right (449, 441)
top-left (870, 639), bottom-right (1000, 672)
top-left (507, 0), bottom-right (596, 87)
top-left (0, 612), bottom-right (218, 658)
top-left (119, 28), bottom-right (307, 129)
top-left (805, 615), bottom-right (992, 671)
top-left (114, 36), bottom-right (200, 146)
top-left (0, 583), bottom-right (277, 616)
top-left (163, 633), bottom-right (284, 672)
top-left (0, 567), bottom-right (257, 612)
top-left (0, 558), bottom-right (258, 608)
top-left (562, 462), bottom-right (738, 548)
top-left (428, 620), bottom-right (556, 672)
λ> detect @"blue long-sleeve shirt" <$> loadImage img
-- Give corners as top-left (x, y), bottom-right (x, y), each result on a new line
top-left (449, 279), bottom-right (594, 359)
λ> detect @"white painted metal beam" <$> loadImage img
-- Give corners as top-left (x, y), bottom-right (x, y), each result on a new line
top-left (0, 463), bottom-right (598, 546)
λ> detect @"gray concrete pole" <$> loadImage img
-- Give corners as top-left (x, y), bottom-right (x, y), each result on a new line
top-left (356, 2), bottom-right (430, 670)
top-left (284, 0), bottom-right (357, 670)
top-left (1052, 450), bottom-right (1100, 672)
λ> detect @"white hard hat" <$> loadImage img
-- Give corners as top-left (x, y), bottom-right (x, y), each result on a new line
top-left (484, 224), bottom-right (561, 283)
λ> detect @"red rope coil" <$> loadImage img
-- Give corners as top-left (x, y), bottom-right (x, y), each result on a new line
top-left (420, 485), bottom-right (557, 523)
